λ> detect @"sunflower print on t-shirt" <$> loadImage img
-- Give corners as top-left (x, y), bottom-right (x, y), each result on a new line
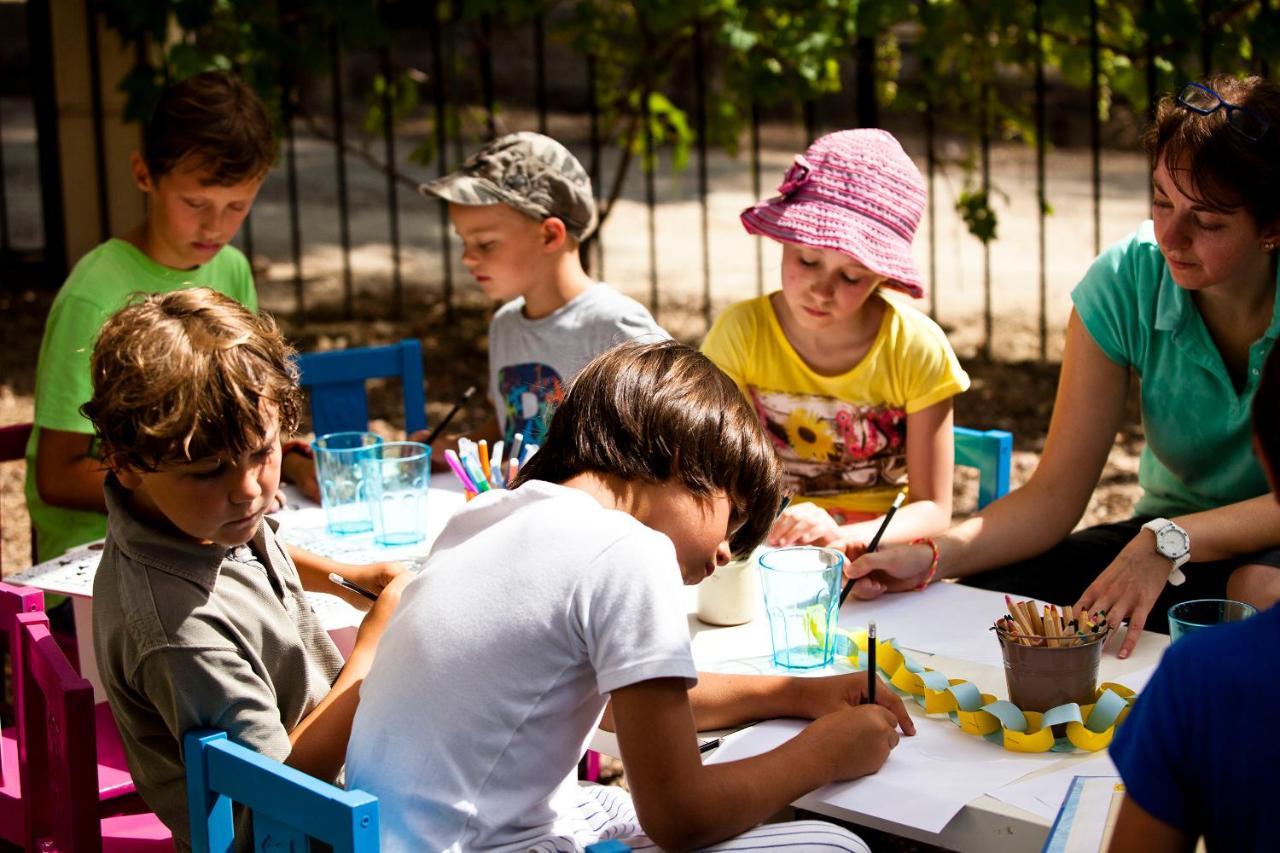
top-left (749, 387), bottom-right (907, 497)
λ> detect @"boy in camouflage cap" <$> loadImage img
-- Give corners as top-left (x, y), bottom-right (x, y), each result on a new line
top-left (420, 131), bottom-right (667, 452)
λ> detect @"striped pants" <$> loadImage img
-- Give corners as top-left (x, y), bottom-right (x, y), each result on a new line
top-left (527, 783), bottom-right (872, 852)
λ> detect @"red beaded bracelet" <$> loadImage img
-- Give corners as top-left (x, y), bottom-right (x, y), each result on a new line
top-left (911, 537), bottom-right (940, 591)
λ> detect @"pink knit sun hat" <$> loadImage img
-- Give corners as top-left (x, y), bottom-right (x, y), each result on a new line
top-left (741, 129), bottom-right (927, 298)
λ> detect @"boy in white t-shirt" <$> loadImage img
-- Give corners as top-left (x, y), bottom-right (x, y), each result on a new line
top-left (347, 341), bottom-right (915, 852)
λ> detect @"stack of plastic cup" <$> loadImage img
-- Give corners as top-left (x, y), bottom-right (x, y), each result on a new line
top-left (312, 431), bottom-right (383, 536)
top-left (758, 546), bottom-right (844, 670)
top-left (362, 441), bottom-right (432, 546)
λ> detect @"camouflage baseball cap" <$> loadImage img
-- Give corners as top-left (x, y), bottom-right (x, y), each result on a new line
top-left (419, 131), bottom-right (598, 241)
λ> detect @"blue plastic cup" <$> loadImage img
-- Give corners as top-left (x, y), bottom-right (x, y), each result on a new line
top-left (312, 432), bottom-right (383, 536)
top-left (758, 546), bottom-right (844, 670)
top-left (1167, 598), bottom-right (1256, 643)
top-left (362, 441), bottom-right (431, 546)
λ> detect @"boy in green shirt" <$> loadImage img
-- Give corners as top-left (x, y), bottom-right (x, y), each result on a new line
top-left (25, 71), bottom-right (316, 568)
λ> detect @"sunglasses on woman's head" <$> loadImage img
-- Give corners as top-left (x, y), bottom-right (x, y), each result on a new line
top-left (1176, 82), bottom-right (1271, 142)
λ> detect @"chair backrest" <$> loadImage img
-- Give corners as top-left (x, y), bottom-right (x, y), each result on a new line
top-left (953, 426), bottom-right (1013, 510)
top-left (0, 422), bottom-right (36, 571)
top-left (185, 729), bottom-right (379, 853)
top-left (0, 582), bottom-right (42, 840)
top-left (295, 339), bottom-right (427, 438)
top-left (14, 610), bottom-right (102, 853)
top-left (0, 422), bottom-right (32, 463)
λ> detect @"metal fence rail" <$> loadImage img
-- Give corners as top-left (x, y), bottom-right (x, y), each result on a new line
top-left (5, 1), bottom-right (1276, 358)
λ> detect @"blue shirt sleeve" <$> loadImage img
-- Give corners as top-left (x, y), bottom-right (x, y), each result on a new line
top-left (1109, 645), bottom-right (1196, 833)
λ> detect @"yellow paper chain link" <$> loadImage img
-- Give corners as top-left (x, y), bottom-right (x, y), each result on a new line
top-left (808, 612), bottom-right (1137, 753)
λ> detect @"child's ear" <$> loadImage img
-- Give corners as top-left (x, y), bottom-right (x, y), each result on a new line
top-left (1262, 219), bottom-right (1280, 251)
top-left (115, 465), bottom-right (144, 490)
top-left (130, 152), bottom-right (155, 194)
top-left (540, 217), bottom-right (568, 252)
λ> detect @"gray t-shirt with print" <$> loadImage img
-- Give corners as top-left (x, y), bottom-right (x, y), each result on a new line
top-left (488, 282), bottom-right (668, 445)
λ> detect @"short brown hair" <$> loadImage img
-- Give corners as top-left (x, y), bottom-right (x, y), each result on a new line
top-left (513, 341), bottom-right (784, 557)
top-left (1146, 75), bottom-right (1280, 226)
top-left (82, 288), bottom-right (301, 473)
top-left (143, 71), bottom-right (277, 184)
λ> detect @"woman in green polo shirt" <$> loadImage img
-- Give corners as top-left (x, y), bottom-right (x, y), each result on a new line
top-left (841, 74), bottom-right (1280, 660)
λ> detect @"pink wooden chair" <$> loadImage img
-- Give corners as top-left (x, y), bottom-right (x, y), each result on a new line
top-left (0, 582), bottom-right (137, 848)
top-left (14, 610), bottom-right (172, 851)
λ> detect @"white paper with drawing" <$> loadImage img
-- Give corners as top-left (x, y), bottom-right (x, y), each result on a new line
top-left (706, 716), bottom-right (1060, 833)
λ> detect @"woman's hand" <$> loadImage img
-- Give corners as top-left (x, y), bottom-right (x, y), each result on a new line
top-left (842, 542), bottom-right (935, 599)
top-left (768, 503), bottom-right (841, 546)
top-left (1074, 530), bottom-right (1170, 659)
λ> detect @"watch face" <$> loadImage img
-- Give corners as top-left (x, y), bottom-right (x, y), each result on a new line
top-left (1156, 526), bottom-right (1190, 559)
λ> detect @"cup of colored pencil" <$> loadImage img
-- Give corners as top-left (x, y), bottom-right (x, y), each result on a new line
top-left (994, 596), bottom-right (1111, 648)
top-left (442, 433), bottom-right (540, 498)
top-left (994, 596), bottom-right (1110, 712)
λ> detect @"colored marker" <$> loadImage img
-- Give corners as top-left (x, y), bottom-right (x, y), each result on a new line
top-left (478, 440), bottom-right (492, 485)
top-left (444, 449), bottom-right (478, 493)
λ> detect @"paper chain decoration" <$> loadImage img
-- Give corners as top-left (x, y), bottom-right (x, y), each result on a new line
top-left (810, 615), bottom-right (1137, 753)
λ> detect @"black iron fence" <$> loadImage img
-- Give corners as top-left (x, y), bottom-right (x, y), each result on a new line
top-left (4, 0), bottom-right (1276, 358)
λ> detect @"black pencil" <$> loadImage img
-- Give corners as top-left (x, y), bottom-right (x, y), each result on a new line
top-left (424, 385), bottom-right (476, 446)
top-left (866, 621), bottom-right (878, 706)
top-left (838, 490), bottom-right (906, 607)
top-left (328, 572), bottom-right (377, 602)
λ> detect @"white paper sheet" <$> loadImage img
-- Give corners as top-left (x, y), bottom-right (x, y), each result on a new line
top-left (986, 753), bottom-right (1119, 820)
top-left (837, 582), bottom-right (1046, 667)
top-left (706, 715), bottom-right (1062, 834)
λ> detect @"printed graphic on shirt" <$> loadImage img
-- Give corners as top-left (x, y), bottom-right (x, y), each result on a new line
top-left (750, 387), bottom-right (907, 496)
top-left (498, 362), bottom-right (566, 445)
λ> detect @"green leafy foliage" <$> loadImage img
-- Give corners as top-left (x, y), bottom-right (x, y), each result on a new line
top-left (96, 0), bottom-right (1280, 239)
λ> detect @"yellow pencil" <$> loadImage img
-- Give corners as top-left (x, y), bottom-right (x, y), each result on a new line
top-left (1045, 605), bottom-right (1059, 648)
top-left (1025, 601), bottom-right (1044, 637)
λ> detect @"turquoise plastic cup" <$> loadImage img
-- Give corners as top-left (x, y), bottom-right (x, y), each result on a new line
top-left (758, 546), bottom-right (844, 670)
top-left (362, 441), bottom-right (432, 547)
top-left (1167, 598), bottom-right (1257, 643)
top-left (312, 432), bottom-right (383, 536)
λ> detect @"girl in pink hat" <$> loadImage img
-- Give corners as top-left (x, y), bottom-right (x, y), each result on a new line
top-left (702, 129), bottom-right (969, 555)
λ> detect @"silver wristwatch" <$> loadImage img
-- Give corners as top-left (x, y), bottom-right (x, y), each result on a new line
top-left (1141, 518), bottom-right (1190, 586)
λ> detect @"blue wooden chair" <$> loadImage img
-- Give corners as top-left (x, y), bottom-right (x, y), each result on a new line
top-left (184, 730), bottom-right (378, 853)
top-left (953, 426), bottom-right (1013, 510)
top-left (294, 339), bottom-right (427, 437)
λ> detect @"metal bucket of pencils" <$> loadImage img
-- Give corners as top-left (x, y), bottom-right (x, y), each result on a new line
top-left (996, 602), bottom-right (1106, 712)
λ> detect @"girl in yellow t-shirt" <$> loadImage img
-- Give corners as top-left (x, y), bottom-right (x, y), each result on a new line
top-left (702, 129), bottom-right (969, 555)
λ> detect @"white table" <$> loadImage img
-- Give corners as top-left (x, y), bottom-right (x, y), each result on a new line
top-left (8, 473), bottom-right (468, 701)
top-left (592, 581), bottom-right (1168, 853)
top-left (12, 488), bottom-right (1168, 852)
